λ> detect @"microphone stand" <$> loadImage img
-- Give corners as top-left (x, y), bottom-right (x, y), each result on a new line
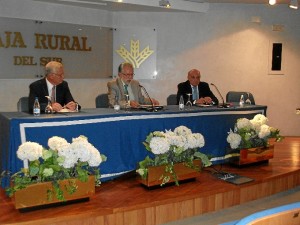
top-left (139, 85), bottom-right (157, 112)
top-left (210, 83), bottom-right (230, 108)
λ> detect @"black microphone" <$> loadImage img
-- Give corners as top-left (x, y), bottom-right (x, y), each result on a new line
top-left (210, 83), bottom-right (230, 108)
top-left (139, 84), bottom-right (157, 112)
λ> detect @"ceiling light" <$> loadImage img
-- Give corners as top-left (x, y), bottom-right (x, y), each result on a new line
top-left (269, 0), bottom-right (276, 5)
top-left (289, 0), bottom-right (298, 9)
top-left (56, 0), bottom-right (107, 6)
top-left (159, 0), bottom-right (171, 8)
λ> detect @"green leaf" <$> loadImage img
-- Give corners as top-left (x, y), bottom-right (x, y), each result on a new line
top-left (194, 152), bottom-right (212, 167)
top-left (29, 166), bottom-right (39, 176)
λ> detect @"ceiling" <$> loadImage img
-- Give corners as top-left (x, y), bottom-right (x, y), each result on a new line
top-left (33, 0), bottom-right (293, 13)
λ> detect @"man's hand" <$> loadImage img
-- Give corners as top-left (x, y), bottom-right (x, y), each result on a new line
top-left (130, 100), bottom-right (140, 108)
top-left (65, 101), bottom-right (77, 111)
top-left (151, 99), bottom-right (160, 105)
top-left (204, 97), bottom-right (213, 104)
top-left (51, 102), bottom-right (63, 112)
top-left (196, 97), bottom-right (212, 105)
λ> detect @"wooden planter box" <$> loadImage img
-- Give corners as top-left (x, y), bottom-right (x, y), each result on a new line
top-left (13, 176), bottom-right (95, 210)
top-left (230, 145), bottom-right (275, 166)
top-left (138, 160), bottom-right (202, 187)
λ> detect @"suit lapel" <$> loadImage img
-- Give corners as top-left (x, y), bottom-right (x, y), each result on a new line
top-left (41, 78), bottom-right (49, 96)
top-left (116, 78), bottom-right (126, 100)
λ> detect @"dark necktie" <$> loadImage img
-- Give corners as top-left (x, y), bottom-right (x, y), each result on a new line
top-left (51, 86), bottom-right (56, 103)
top-left (124, 84), bottom-right (128, 95)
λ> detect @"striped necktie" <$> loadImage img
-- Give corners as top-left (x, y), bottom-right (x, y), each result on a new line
top-left (51, 86), bottom-right (56, 103)
top-left (192, 86), bottom-right (198, 101)
top-left (124, 84), bottom-right (128, 95)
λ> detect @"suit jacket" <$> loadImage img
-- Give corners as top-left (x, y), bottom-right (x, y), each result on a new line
top-left (28, 78), bottom-right (79, 113)
top-left (177, 80), bottom-right (219, 105)
top-left (107, 77), bottom-right (151, 108)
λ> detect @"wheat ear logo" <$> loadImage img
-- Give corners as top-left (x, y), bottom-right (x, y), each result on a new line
top-left (116, 40), bottom-right (154, 68)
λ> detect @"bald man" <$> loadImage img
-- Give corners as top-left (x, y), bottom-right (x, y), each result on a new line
top-left (177, 69), bottom-right (218, 105)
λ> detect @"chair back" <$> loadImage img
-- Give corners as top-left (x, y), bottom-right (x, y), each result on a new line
top-left (167, 94), bottom-right (177, 105)
top-left (95, 94), bottom-right (109, 108)
top-left (17, 97), bottom-right (29, 112)
top-left (226, 91), bottom-right (255, 105)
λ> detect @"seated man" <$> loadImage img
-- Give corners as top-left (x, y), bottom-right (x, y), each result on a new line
top-left (177, 69), bottom-right (218, 105)
top-left (107, 62), bottom-right (159, 108)
top-left (28, 61), bottom-right (80, 113)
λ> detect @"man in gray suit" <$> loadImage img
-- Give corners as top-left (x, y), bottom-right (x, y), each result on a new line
top-left (107, 62), bottom-right (159, 108)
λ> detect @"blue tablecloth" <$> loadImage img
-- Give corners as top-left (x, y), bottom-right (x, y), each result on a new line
top-left (0, 105), bottom-right (266, 187)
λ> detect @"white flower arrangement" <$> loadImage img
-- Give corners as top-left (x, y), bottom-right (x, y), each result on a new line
top-left (5, 135), bottom-right (106, 200)
top-left (137, 125), bottom-right (211, 186)
top-left (227, 114), bottom-right (282, 150)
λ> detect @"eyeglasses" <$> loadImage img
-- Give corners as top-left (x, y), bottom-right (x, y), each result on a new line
top-left (53, 73), bottom-right (64, 78)
top-left (121, 72), bottom-right (134, 77)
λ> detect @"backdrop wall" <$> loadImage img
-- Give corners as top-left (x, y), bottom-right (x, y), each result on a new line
top-left (0, 0), bottom-right (299, 135)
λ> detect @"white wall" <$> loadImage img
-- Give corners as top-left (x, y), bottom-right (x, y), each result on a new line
top-left (0, 1), bottom-right (299, 136)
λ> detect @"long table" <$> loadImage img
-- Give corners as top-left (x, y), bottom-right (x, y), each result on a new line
top-left (0, 105), bottom-right (266, 187)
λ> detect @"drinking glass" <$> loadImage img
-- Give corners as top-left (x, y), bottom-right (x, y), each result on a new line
top-left (124, 94), bottom-right (130, 112)
top-left (245, 92), bottom-right (252, 105)
top-left (74, 103), bottom-right (79, 112)
top-left (45, 96), bottom-right (53, 114)
top-left (186, 93), bottom-right (193, 110)
top-left (114, 96), bottom-right (120, 113)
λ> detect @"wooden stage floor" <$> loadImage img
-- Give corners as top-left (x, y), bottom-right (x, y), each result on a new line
top-left (1, 137), bottom-right (300, 225)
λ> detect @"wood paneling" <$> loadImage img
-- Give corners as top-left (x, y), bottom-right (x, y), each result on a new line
top-left (1, 137), bottom-right (300, 225)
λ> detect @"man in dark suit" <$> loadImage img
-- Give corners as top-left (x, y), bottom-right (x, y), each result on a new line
top-left (177, 69), bottom-right (218, 105)
top-left (28, 61), bottom-right (79, 113)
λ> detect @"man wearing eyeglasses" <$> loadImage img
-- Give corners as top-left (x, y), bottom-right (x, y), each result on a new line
top-left (28, 61), bottom-right (80, 113)
top-left (107, 62), bottom-right (159, 108)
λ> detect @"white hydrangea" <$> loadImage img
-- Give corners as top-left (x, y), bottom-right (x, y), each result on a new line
top-left (236, 118), bottom-right (253, 131)
top-left (258, 124), bottom-right (271, 139)
top-left (165, 134), bottom-right (186, 148)
top-left (152, 131), bottom-right (165, 137)
top-left (174, 126), bottom-right (192, 136)
top-left (251, 121), bottom-right (262, 133)
top-left (149, 137), bottom-right (170, 154)
top-left (251, 114), bottom-right (268, 125)
top-left (186, 133), bottom-right (205, 149)
top-left (88, 146), bottom-right (102, 167)
top-left (164, 130), bottom-right (175, 136)
top-left (72, 135), bottom-right (88, 143)
top-left (56, 135), bottom-right (103, 168)
top-left (60, 157), bottom-right (78, 169)
top-left (250, 114), bottom-right (269, 133)
top-left (227, 131), bottom-right (242, 149)
top-left (70, 141), bottom-right (91, 162)
top-left (57, 143), bottom-right (78, 168)
top-left (57, 143), bottom-right (73, 158)
top-left (17, 141), bottom-right (43, 161)
top-left (181, 136), bottom-right (190, 151)
top-left (48, 136), bottom-right (69, 151)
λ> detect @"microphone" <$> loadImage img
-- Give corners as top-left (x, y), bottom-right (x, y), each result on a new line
top-left (139, 84), bottom-right (157, 112)
top-left (210, 83), bottom-right (230, 108)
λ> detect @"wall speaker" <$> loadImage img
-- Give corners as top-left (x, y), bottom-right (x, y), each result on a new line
top-left (271, 43), bottom-right (282, 71)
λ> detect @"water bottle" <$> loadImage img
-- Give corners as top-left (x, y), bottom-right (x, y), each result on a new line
top-left (179, 95), bottom-right (184, 111)
top-left (33, 97), bottom-right (40, 116)
top-left (239, 95), bottom-right (245, 107)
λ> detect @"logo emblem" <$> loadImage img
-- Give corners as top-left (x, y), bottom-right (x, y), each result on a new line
top-left (116, 40), bottom-right (154, 68)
